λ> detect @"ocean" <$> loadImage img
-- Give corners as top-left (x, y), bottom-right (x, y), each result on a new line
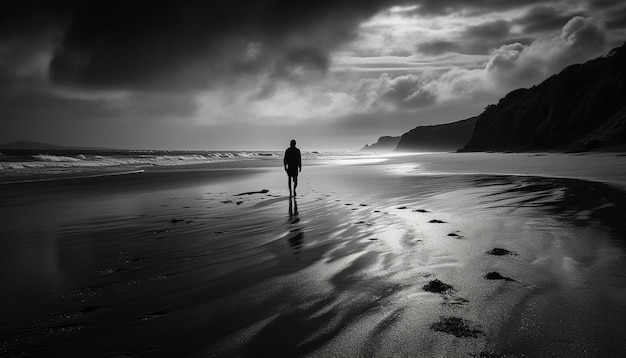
top-left (0, 149), bottom-right (347, 184)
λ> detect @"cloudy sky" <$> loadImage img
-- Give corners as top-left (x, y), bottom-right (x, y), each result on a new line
top-left (1, 0), bottom-right (625, 150)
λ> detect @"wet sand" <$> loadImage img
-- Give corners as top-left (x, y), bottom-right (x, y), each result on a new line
top-left (1, 154), bottom-right (626, 357)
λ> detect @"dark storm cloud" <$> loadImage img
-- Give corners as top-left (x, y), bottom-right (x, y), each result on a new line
top-left (587, 0), bottom-right (624, 10)
top-left (606, 6), bottom-right (626, 29)
top-left (410, 0), bottom-right (545, 16)
top-left (465, 20), bottom-right (511, 39)
top-left (46, 0), bottom-right (406, 91)
top-left (586, 0), bottom-right (626, 29)
top-left (513, 6), bottom-right (587, 33)
top-left (4, 0), bottom-right (603, 93)
top-left (0, 2), bottom-right (71, 86)
top-left (0, 1), bottom-right (71, 40)
top-left (417, 20), bottom-right (519, 56)
top-left (2, 0), bottom-right (572, 93)
top-left (416, 41), bottom-right (463, 55)
top-left (459, 20), bottom-right (514, 54)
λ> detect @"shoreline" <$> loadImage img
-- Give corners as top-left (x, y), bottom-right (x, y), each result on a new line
top-left (3, 151), bottom-right (626, 195)
top-left (0, 169), bottom-right (147, 185)
top-left (1, 154), bottom-right (625, 356)
top-left (0, 167), bottom-right (272, 200)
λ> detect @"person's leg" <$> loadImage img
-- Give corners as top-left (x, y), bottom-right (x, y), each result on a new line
top-left (293, 175), bottom-right (298, 196)
top-left (287, 175), bottom-right (292, 196)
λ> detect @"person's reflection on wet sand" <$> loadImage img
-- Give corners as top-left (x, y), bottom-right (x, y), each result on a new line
top-left (287, 197), bottom-right (303, 252)
top-left (288, 196), bottom-right (299, 224)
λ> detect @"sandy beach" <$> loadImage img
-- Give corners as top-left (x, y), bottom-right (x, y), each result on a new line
top-left (1, 152), bottom-right (626, 357)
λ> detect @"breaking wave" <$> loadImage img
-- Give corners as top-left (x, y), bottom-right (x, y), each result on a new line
top-left (0, 150), bottom-right (293, 182)
top-left (33, 154), bottom-right (84, 162)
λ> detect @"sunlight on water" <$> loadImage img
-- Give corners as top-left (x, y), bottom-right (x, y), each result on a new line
top-left (384, 163), bottom-right (421, 175)
top-left (320, 157), bottom-right (389, 165)
top-left (319, 151), bottom-right (429, 166)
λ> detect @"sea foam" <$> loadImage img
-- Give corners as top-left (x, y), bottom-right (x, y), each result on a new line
top-left (33, 154), bottom-right (83, 162)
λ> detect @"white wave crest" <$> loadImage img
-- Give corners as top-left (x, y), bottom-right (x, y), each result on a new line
top-left (33, 154), bottom-right (83, 162)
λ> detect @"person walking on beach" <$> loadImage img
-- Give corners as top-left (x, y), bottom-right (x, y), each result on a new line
top-left (284, 139), bottom-right (301, 197)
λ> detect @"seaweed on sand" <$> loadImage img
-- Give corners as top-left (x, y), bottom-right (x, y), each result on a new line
top-left (430, 316), bottom-right (484, 338)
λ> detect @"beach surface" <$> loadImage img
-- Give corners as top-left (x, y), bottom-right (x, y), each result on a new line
top-left (1, 152), bottom-right (626, 357)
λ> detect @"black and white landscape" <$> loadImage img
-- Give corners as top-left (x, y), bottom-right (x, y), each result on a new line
top-left (1, 1), bottom-right (626, 357)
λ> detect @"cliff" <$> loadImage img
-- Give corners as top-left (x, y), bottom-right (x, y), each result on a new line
top-left (462, 43), bottom-right (626, 152)
top-left (360, 136), bottom-right (400, 152)
top-left (394, 116), bottom-right (478, 152)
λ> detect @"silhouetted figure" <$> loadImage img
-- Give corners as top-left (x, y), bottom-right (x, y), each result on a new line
top-left (283, 139), bottom-right (301, 197)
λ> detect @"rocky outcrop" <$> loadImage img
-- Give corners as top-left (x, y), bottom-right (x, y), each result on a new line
top-left (394, 116), bottom-right (478, 152)
top-left (360, 136), bottom-right (400, 152)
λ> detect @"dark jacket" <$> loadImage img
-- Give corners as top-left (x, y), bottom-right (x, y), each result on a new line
top-left (284, 147), bottom-right (301, 172)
